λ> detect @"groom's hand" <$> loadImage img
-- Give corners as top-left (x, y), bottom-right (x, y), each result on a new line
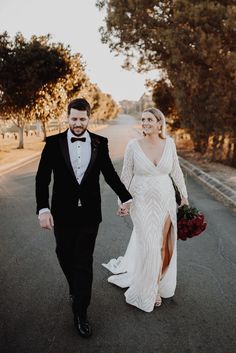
top-left (39, 212), bottom-right (54, 230)
top-left (117, 202), bottom-right (131, 217)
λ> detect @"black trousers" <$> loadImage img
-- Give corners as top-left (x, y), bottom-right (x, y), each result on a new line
top-left (54, 222), bottom-right (99, 319)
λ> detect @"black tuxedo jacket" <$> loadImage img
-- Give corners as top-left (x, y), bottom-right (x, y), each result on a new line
top-left (35, 130), bottom-right (132, 226)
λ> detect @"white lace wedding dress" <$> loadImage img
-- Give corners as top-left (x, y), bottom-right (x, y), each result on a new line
top-left (102, 136), bottom-right (188, 312)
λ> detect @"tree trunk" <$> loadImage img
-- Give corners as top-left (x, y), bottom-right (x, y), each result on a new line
top-left (226, 141), bottom-right (232, 162)
top-left (42, 121), bottom-right (47, 142)
top-left (36, 120), bottom-right (41, 137)
top-left (231, 140), bottom-right (236, 167)
top-left (218, 136), bottom-right (225, 162)
top-left (192, 134), bottom-right (209, 154)
top-left (211, 135), bottom-right (218, 161)
top-left (17, 125), bottom-right (24, 149)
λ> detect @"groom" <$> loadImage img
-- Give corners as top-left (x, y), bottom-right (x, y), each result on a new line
top-left (35, 98), bottom-right (132, 338)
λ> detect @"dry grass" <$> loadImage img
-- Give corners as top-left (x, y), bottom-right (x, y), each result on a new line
top-left (0, 124), bottom-right (107, 166)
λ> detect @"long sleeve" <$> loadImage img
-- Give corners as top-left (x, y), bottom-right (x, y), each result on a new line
top-left (170, 138), bottom-right (188, 199)
top-left (35, 138), bottom-right (53, 213)
top-left (120, 140), bottom-right (134, 191)
top-left (100, 138), bottom-right (132, 203)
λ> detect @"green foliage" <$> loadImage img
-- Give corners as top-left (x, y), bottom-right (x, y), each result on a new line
top-left (151, 79), bottom-right (175, 118)
top-left (0, 32), bottom-right (71, 112)
top-left (151, 78), bottom-right (181, 130)
top-left (33, 53), bottom-right (86, 124)
top-left (80, 81), bottom-right (119, 121)
top-left (97, 0), bottom-right (236, 164)
top-left (0, 31), bottom-right (119, 147)
top-left (177, 204), bottom-right (199, 220)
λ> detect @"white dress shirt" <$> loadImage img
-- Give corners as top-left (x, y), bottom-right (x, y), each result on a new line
top-left (67, 129), bottom-right (91, 183)
top-left (39, 129), bottom-right (91, 216)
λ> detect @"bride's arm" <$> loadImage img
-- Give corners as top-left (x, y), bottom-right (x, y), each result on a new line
top-left (118, 140), bottom-right (134, 208)
top-left (121, 140), bottom-right (134, 189)
top-left (170, 138), bottom-right (188, 203)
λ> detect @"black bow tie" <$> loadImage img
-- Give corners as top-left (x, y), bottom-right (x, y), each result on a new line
top-left (71, 137), bottom-right (86, 143)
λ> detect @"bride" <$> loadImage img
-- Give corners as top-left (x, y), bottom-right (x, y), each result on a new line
top-left (103, 108), bottom-right (188, 313)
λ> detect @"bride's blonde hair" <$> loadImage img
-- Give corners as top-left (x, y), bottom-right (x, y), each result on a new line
top-left (143, 108), bottom-right (167, 139)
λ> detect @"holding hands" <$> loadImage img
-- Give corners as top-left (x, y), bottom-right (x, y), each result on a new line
top-left (117, 202), bottom-right (131, 217)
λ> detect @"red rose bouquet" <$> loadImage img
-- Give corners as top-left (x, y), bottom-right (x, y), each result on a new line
top-left (177, 205), bottom-right (207, 241)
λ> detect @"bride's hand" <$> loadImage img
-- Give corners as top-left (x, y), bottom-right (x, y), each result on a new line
top-left (180, 197), bottom-right (189, 207)
top-left (117, 203), bottom-right (130, 217)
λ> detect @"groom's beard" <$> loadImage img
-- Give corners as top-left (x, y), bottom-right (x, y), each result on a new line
top-left (70, 127), bottom-right (87, 137)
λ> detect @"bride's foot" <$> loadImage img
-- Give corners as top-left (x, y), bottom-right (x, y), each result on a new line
top-left (155, 295), bottom-right (162, 307)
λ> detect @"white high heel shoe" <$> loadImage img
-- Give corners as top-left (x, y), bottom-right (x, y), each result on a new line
top-left (155, 295), bottom-right (162, 307)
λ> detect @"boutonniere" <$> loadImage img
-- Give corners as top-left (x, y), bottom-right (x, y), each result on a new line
top-left (91, 137), bottom-right (101, 151)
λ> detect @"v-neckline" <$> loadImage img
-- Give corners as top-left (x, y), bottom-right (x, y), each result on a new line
top-left (136, 137), bottom-right (168, 168)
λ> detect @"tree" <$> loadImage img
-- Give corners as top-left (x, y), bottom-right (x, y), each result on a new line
top-left (80, 80), bottom-right (119, 122)
top-left (97, 0), bottom-right (236, 164)
top-left (165, 1), bottom-right (236, 155)
top-left (150, 79), bottom-right (175, 116)
top-left (149, 78), bottom-right (181, 132)
top-left (33, 53), bottom-right (87, 141)
top-left (0, 32), bottom-right (71, 148)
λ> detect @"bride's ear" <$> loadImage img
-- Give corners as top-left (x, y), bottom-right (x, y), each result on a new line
top-left (159, 120), bottom-right (166, 139)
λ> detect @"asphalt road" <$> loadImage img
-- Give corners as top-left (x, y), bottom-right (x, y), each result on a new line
top-left (0, 115), bottom-right (236, 353)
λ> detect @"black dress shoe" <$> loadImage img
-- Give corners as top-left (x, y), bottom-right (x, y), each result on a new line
top-left (74, 315), bottom-right (92, 338)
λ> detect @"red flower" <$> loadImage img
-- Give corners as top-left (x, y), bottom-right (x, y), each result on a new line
top-left (177, 205), bottom-right (207, 241)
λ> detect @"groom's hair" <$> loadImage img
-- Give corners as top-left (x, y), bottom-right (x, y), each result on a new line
top-left (67, 98), bottom-right (91, 117)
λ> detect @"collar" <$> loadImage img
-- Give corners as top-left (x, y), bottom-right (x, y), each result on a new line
top-left (67, 129), bottom-right (91, 143)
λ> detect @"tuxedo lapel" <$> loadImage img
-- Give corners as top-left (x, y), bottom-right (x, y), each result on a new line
top-left (59, 130), bottom-right (79, 184)
top-left (80, 131), bottom-right (100, 186)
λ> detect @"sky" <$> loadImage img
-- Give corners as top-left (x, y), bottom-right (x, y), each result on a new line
top-left (0, 0), bottom-right (159, 102)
